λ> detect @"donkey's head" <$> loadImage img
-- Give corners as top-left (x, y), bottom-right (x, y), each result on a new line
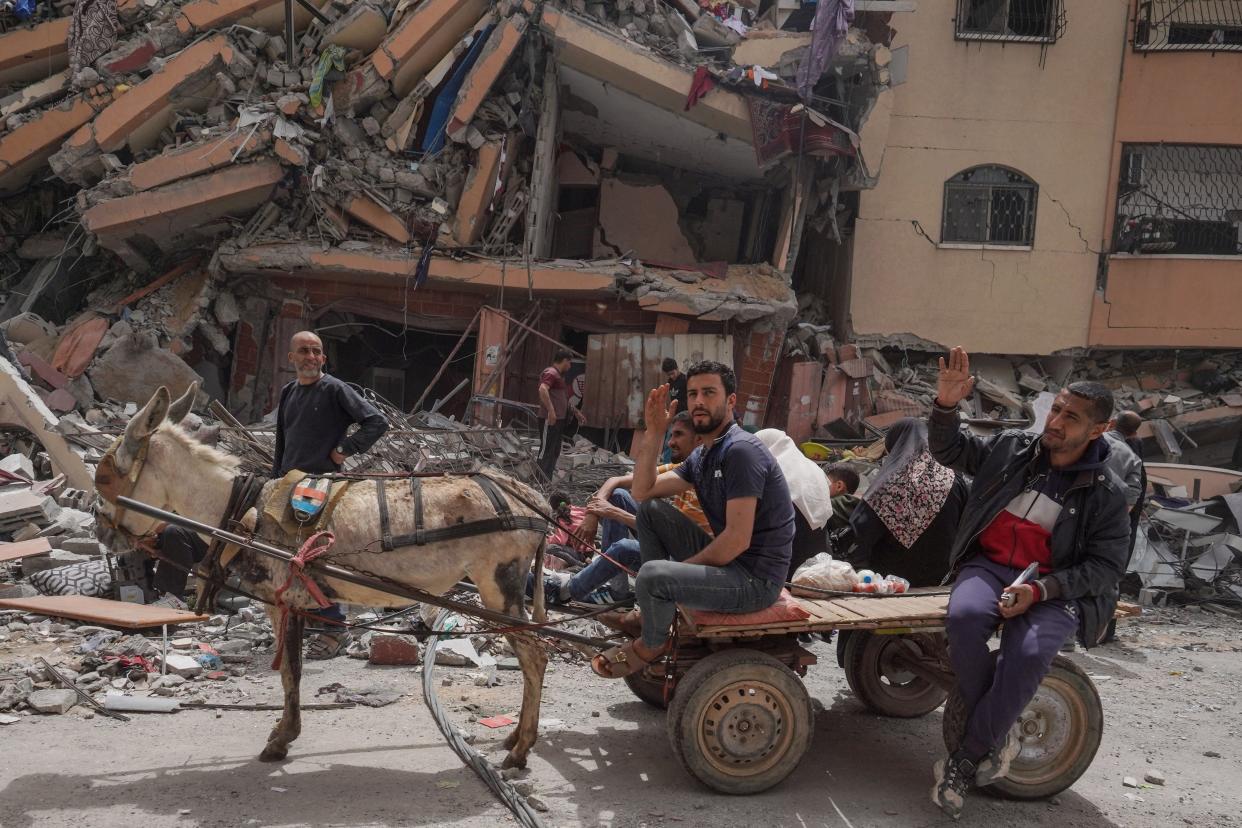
top-left (94, 382), bottom-right (198, 547)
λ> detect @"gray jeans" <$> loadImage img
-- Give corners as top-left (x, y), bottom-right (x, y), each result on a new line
top-left (634, 499), bottom-right (782, 649)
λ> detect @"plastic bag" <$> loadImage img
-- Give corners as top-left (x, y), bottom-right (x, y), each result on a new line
top-left (791, 553), bottom-right (859, 595)
top-left (852, 571), bottom-right (911, 594)
top-left (14, 0), bottom-right (37, 20)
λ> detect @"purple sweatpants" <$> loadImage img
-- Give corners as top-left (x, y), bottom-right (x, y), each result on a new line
top-left (946, 555), bottom-right (1078, 758)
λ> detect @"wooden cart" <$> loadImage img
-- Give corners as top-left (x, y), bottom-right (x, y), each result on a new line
top-left (620, 590), bottom-right (1113, 798)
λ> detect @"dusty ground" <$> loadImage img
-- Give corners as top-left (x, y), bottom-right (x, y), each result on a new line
top-left (2, 608), bottom-right (1240, 828)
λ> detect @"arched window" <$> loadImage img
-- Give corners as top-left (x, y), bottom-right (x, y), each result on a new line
top-left (941, 166), bottom-right (1038, 246)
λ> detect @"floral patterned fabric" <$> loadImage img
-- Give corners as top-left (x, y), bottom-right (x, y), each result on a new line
top-left (863, 448), bottom-right (956, 550)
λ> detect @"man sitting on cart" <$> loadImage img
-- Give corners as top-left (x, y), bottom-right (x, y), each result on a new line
top-left (928, 347), bottom-right (1130, 819)
top-left (591, 361), bottom-right (795, 679)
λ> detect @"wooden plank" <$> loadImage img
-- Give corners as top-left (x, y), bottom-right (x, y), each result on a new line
top-left (0, 595), bottom-right (208, 628)
top-left (583, 335), bottom-right (604, 418)
top-left (0, 538), bottom-right (52, 563)
top-left (690, 593), bottom-right (951, 638)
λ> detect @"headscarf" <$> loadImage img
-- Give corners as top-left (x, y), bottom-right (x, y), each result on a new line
top-left (862, 418), bottom-right (956, 549)
top-left (755, 429), bottom-right (833, 530)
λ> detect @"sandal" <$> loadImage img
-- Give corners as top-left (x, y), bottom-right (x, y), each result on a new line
top-left (591, 641), bottom-right (667, 680)
top-left (305, 630), bottom-right (349, 660)
top-left (596, 609), bottom-right (643, 639)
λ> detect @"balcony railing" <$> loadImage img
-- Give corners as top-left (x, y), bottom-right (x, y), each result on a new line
top-left (1134, 0), bottom-right (1242, 51)
top-left (1114, 143), bottom-right (1242, 256)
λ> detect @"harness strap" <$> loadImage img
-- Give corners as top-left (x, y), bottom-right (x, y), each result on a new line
top-left (473, 475), bottom-right (516, 530)
top-left (376, 479), bottom-right (394, 551)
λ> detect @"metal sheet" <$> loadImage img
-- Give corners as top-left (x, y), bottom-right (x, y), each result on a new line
top-left (582, 333), bottom-right (733, 428)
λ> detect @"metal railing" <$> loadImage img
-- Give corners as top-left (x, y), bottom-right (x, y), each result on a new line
top-left (1113, 143), bottom-right (1242, 256)
top-left (955, 0), bottom-right (1066, 43)
top-left (1134, 0), bottom-right (1242, 51)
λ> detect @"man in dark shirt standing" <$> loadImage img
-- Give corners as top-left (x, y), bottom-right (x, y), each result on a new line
top-left (662, 358), bottom-right (687, 412)
top-left (272, 331), bottom-right (387, 477)
top-left (536, 348), bottom-right (585, 479)
top-left (592, 360), bottom-right (795, 678)
top-left (145, 332), bottom-right (386, 660)
top-left (271, 330), bottom-right (387, 657)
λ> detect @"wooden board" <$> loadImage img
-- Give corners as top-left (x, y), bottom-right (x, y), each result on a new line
top-left (0, 595), bottom-right (208, 628)
top-left (0, 538), bottom-right (52, 562)
top-left (688, 592), bottom-right (951, 639)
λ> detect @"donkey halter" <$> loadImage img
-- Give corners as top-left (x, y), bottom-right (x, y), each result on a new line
top-left (94, 434), bottom-right (153, 544)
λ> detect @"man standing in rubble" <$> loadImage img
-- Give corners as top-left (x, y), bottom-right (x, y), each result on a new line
top-left (591, 361), bottom-right (794, 679)
top-left (928, 347), bottom-right (1130, 819)
top-left (537, 348), bottom-right (586, 479)
top-left (272, 330), bottom-right (387, 658)
top-left (148, 332), bottom-right (386, 656)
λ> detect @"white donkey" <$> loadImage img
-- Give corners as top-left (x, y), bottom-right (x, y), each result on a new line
top-left (95, 384), bottom-right (549, 768)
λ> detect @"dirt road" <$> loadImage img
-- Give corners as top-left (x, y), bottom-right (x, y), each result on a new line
top-left (2, 608), bottom-right (1239, 828)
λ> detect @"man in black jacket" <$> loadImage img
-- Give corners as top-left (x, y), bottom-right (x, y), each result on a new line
top-left (928, 347), bottom-right (1130, 819)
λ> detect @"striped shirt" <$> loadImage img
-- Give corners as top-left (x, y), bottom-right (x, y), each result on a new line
top-left (658, 462), bottom-right (713, 536)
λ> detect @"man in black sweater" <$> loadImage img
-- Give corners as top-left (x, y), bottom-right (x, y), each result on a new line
top-left (149, 331), bottom-right (387, 659)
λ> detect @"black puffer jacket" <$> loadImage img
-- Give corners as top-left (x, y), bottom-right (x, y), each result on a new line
top-left (927, 405), bottom-right (1131, 648)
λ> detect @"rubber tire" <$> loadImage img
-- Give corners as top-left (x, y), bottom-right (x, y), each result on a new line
top-left (666, 648), bottom-right (814, 795)
top-left (624, 670), bottom-right (671, 709)
top-left (942, 653), bottom-right (1103, 800)
top-left (843, 631), bottom-right (949, 719)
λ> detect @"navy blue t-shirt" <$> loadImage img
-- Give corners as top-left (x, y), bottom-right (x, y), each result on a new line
top-left (675, 424), bottom-right (795, 584)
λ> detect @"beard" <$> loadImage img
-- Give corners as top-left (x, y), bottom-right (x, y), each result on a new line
top-left (691, 406), bottom-right (728, 434)
top-left (1040, 430), bottom-right (1087, 453)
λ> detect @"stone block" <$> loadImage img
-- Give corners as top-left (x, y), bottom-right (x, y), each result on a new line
top-left (27, 688), bottom-right (78, 714)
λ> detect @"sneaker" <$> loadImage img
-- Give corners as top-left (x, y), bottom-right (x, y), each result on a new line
top-left (582, 586), bottom-right (613, 605)
top-left (931, 754), bottom-right (976, 820)
top-left (542, 572), bottom-right (571, 606)
top-left (975, 728), bottom-right (1021, 786)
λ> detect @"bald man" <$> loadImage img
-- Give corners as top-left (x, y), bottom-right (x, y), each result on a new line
top-left (273, 331), bottom-right (387, 478)
top-left (272, 331), bottom-right (387, 658)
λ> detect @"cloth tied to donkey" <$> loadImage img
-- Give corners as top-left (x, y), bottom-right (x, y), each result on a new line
top-left (264, 470), bottom-right (352, 536)
top-left (270, 531), bottom-right (337, 669)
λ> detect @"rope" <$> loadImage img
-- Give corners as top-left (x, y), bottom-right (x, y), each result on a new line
top-left (423, 609), bottom-right (548, 828)
top-left (270, 531), bottom-right (337, 669)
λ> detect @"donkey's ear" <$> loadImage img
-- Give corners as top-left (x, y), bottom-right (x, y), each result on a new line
top-left (166, 381), bottom-right (199, 424)
top-left (124, 386), bottom-right (171, 447)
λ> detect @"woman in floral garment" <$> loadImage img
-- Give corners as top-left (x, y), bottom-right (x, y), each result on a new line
top-left (845, 417), bottom-right (968, 586)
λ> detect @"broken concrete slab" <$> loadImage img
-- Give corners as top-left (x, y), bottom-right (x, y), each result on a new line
top-left (129, 126), bottom-right (272, 191)
top-left (87, 334), bottom-right (203, 406)
top-left (26, 688), bottom-right (77, 714)
top-left (369, 0), bottom-right (491, 98)
top-left (323, 2), bottom-right (389, 53)
top-left (0, 359), bottom-right (93, 492)
top-left (220, 243), bottom-right (619, 295)
top-left (0, 17), bottom-right (72, 88)
top-left (344, 194), bottom-right (412, 244)
top-left (0, 92), bottom-right (112, 195)
top-left (446, 15), bottom-right (528, 143)
top-left (81, 160), bottom-right (284, 263)
top-left (19, 550), bottom-right (93, 575)
top-left (51, 36), bottom-right (238, 185)
top-left (452, 141), bottom-right (503, 245)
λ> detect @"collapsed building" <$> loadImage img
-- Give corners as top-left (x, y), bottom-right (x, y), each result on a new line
top-left (0, 0), bottom-right (899, 435)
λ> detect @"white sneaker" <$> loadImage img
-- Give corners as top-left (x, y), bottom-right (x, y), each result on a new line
top-left (976, 728), bottom-right (1021, 786)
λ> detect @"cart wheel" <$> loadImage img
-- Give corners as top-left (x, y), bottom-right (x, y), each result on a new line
top-left (843, 631), bottom-right (949, 718)
top-left (943, 653), bottom-right (1103, 800)
top-left (666, 648), bottom-right (813, 795)
top-left (624, 669), bottom-right (671, 709)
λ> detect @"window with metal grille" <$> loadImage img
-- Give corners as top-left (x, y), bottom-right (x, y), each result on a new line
top-left (942, 166), bottom-right (1038, 246)
top-left (955, 0), bottom-right (1065, 42)
top-left (1134, 0), bottom-right (1242, 51)
top-left (1114, 144), bottom-right (1242, 256)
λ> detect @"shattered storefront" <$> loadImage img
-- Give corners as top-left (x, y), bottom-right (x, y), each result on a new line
top-left (0, 0), bottom-right (891, 428)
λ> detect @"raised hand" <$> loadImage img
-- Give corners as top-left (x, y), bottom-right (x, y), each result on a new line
top-left (936, 346), bottom-right (976, 408)
top-left (643, 384), bottom-right (678, 434)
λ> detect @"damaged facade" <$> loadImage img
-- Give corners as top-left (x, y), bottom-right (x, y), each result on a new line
top-left (0, 0), bottom-right (894, 430)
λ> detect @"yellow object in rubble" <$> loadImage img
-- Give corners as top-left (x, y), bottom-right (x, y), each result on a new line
top-left (799, 442), bottom-right (831, 462)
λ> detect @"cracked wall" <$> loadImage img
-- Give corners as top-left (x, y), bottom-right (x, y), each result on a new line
top-left (844, 1), bottom-right (1130, 355)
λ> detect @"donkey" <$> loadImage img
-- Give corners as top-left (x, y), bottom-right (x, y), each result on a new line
top-left (95, 384), bottom-right (549, 768)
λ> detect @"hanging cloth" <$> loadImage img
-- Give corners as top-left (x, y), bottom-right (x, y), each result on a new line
top-left (68, 0), bottom-right (120, 77)
top-left (795, 0), bottom-right (855, 102)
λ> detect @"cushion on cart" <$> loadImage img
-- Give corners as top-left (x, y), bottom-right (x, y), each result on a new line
top-left (686, 589), bottom-right (810, 627)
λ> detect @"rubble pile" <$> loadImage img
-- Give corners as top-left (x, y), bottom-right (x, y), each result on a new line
top-left (780, 335), bottom-right (1242, 468)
